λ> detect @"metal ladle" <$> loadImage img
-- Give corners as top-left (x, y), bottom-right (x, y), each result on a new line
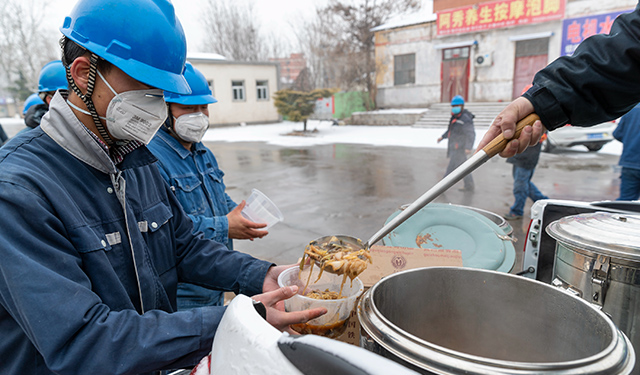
top-left (308, 114), bottom-right (540, 271)
top-left (362, 113), bottom-right (540, 249)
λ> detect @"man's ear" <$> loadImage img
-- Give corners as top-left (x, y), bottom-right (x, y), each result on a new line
top-left (69, 55), bottom-right (92, 95)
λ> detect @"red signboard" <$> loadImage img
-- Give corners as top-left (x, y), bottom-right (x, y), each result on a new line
top-left (437, 0), bottom-right (565, 36)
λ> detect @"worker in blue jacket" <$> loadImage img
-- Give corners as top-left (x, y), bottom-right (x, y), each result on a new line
top-left (0, 1), bottom-right (324, 374)
top-left (148, 62), bottom-right (268, 310)
top-left (613, 104), bottom-right (640, 200)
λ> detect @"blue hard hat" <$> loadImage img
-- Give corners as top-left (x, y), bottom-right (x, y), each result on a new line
top-left (451, 95), bottom-right (465, 106)
top-left (59, 0), bottom-right (190, 94)
top-left (23, 93), bottom-right (45, 115)
top-left (164, 62), bottom-right (217, 105)
top-left (38, 60), bottom-right (68, 93)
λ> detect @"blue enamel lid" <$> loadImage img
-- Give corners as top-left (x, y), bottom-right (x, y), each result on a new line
top-left (382, 203), bottom-right (515, 273)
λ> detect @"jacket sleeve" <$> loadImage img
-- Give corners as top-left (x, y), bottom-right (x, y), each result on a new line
top-left (0, 180), bottom-right (271, 374)
top-left (523, 5), bottom-right (640, 131)
top-left (464, 113), bottom-right (476, 150)
top-left (613, 116), bottom-right (627, 142)
top-left (188, 213), bottom-right (230, 245)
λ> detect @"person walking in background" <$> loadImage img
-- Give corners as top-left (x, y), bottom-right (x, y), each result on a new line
top-left (504, 132), bottom-right (549, 220)
top-left (437, 95), bottom-right (476, 192)
top-left (148, 62), bottom-right (268, 310)
top-left (613, 103), bottom-right (640, 201)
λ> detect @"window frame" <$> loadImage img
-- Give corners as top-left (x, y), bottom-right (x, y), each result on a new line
top-left (256, 80), bottom-right (269, 101)
top-left (394, 53), bottom-right (416, 86)
top-left (231, 80), bottom-right (245, 102)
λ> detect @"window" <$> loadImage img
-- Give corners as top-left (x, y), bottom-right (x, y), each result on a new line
top-left (256, 80), bottom-right (269, 100)
top-left (232, 80), bottom-right (245, 101)
top-left (394, 53), bottom-right (415, 86)
top-left (515, 38), bottom-right (549, 57)
top-left (443, 47), bottom-right (470, 61)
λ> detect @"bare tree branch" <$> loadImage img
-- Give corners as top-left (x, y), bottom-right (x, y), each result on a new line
top-left (0, 0), bottom-right (58, 99)
top-left (199, 0), bottom-right (270, 61)
top-left (298, 0), bottom-right (421, 108)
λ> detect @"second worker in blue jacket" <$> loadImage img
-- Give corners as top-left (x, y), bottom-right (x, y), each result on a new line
top-left (148, 63), bottom-right (268, 310)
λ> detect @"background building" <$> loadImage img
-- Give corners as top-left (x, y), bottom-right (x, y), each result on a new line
top-left (189, 53), bottom-right (281, 126)
top-left (374, 0), bottom-right (636, 108)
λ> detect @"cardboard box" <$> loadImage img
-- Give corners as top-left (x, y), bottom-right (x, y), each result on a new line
top-left (336, 245), bottom-right (463, 346)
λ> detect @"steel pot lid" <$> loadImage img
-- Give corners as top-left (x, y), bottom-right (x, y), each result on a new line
top-left (546, 212), bottom-right (640, 262)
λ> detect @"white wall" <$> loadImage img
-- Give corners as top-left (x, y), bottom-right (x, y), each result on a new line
top-left (191, 61), bottom-right (280, 126)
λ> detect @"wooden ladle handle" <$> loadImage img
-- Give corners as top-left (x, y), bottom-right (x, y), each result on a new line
top-left (481, 113), bottom-right (541, 157)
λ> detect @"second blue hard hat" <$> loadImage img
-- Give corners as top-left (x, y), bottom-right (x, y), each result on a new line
top-left (451, 95), bottom-right (465, 106)
top-left (38, 60), bottom-right (68, 93)
top-left (164, 62), bottom-right (217, 105)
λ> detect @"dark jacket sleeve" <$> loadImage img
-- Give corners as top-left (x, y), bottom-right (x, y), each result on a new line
top-left (462, 111), bottom-right (475, 150)
top-left (523, 5), bottom-right (640, 131)
top-left (0, 123), bottom-right (7, 144)
top-left (24, 104), bottom-right (48, 129)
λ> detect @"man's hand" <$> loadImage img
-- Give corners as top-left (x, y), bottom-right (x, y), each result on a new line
top-left (252, 286), bottom-right (327, 333)
top-left (437, 136), bottom-right (443, 143)
top-left (227, 201), bottom-right (269, 240)
top-left (255, 265), bottom-right (327, 333)
top-left (476, 97), bottom-right (545, 158)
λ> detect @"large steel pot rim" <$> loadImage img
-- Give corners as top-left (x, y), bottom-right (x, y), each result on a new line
top-left (358, 267), bottom-right (635, 374)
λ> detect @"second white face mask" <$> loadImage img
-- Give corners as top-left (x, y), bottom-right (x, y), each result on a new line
top-left (99, 70), bottom-right (168, 145)
top-left (174, 112), bottom-right (209, 143)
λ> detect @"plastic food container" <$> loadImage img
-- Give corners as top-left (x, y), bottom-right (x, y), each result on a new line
top-left (241, 188), bottom-right (284, 229)
top-left (277, 265), bottom-right (364, 338)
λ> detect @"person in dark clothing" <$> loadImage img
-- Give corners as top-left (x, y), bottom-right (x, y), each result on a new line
top-left (504, 139), bottom-right (548, 220)
top-left (0, 123), bottom-right (7, 146)
top-left (613, 103), bottom-right (640, 200)
top-left (438, 95), bottom-right (476, 191)
top-left (477, 5), bottom-right (640, 157)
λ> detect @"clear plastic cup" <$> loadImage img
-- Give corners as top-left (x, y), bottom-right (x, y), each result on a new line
top-left (277, 265), bottom-right (364, 338)
top-left (241, 188), bottom-right (284, 229)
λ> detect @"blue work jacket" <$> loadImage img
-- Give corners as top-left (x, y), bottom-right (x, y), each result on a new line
top-left (148, 127), bottom-right (237, 250)
top-left (614, 104), bottom-right (640, 171)
top-left (0, 93), bottom-right (272, 375)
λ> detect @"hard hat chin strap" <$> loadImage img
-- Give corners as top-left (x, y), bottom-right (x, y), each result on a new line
top-left (66, 53), bottom-right (115, 147)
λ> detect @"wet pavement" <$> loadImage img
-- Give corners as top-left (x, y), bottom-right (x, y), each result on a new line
top-left (206, 140), bottom-right (621, 274)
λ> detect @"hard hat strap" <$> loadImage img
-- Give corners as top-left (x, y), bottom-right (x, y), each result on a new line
top-left (66, 53), bottom-right (116, 147)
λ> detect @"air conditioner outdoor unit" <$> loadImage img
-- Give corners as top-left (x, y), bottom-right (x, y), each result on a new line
top-left (475, 52), bottom-right (493, 67)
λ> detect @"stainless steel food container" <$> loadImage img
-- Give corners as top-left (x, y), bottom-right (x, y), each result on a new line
top-left (547, 212), bottom-right (640, 374)
top-left (358, 267), bottom-right (634, 374)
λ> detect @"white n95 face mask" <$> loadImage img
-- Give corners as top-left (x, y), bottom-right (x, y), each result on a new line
top-left (174, 112), bottom-right (210, 143)
top-left (98, 70), bottom-right (167, 144)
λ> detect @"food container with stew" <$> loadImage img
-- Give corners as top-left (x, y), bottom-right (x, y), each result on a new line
top-left (278, 265), bottom-right (364, 338)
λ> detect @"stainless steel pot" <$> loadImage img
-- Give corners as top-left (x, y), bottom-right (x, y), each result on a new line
top-left (547, 212), bottom-right (640, 374)
top-left (358, 267), bottom-right (634, 374)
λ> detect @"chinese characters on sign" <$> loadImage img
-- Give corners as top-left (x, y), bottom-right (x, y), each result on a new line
top-left (561, 10), bottom-right (631, 56)
top-left (437, 0), bottom-right (565, 36)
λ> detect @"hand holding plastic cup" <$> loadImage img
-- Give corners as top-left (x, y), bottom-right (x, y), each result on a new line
top-left (241, 189), bottom-right (284, 229)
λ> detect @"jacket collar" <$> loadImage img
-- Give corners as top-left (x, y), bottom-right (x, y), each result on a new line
top-left (155, 127), bottom-right (206, 159)
top-left (40, 92), bottom-right (156, 174)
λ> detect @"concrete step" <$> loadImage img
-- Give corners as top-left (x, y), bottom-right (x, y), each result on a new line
top-left (413, 102), bottom-right (508, 128)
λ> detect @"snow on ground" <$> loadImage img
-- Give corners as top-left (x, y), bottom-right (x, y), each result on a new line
top-left (1, 117), bottom-right (623, 156)
top-left (203, 119), bottom-right (623, 156)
